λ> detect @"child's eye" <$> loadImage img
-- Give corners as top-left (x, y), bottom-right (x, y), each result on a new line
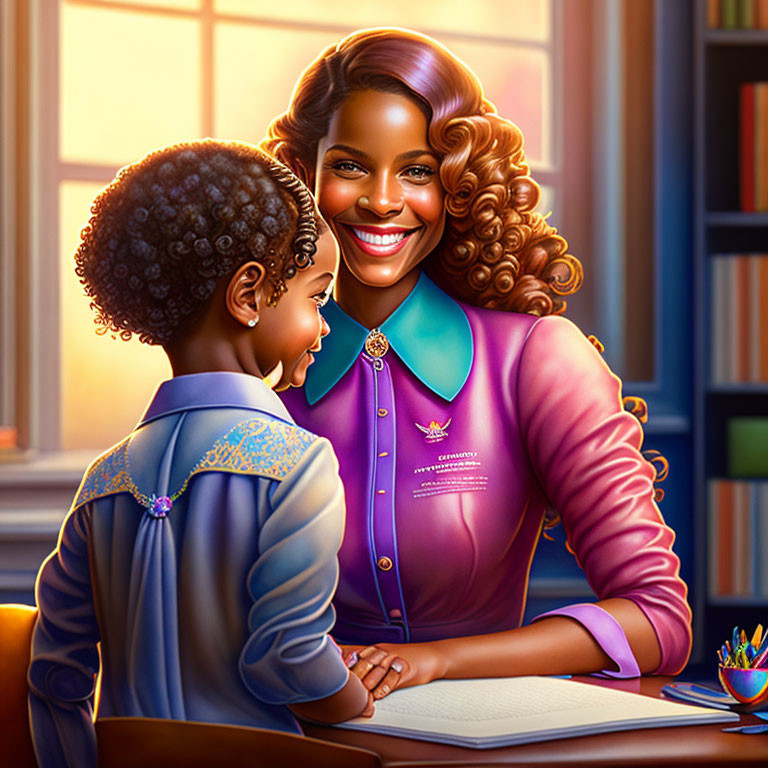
top-left (402, 165), bottom-right (435, 181)
top-left (313, 288), bottom-right (332, 308)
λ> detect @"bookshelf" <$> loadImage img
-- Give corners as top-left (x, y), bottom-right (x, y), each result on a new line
top-left (695, 1), bottom-right (768, 661)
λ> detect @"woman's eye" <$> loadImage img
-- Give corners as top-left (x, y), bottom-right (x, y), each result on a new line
top-left (402, 165), bottom-right (435, 181)
top-left (331, 160), bottom-right (364, 175)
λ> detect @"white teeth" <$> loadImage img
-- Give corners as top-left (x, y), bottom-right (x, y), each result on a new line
top-left (352, 228), bottom-right (408, 246)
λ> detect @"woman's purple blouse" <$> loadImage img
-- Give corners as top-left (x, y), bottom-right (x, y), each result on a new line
top-left (281, 274), bottom-right (692, 675)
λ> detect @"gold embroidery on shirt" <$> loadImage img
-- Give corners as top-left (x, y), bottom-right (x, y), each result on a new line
top-left (73, 417), bottom-right (316, 510)
top-left (192, 418), bottom-right (315, 478)
top-left (73, 439), bottom-right (135, 509)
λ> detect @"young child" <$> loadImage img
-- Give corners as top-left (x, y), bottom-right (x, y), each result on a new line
top-left (27, 139), bottom-right (372, 768)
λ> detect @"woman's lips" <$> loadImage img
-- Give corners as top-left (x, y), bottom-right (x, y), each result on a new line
top-left (342, 224), bottom-right (419, 257)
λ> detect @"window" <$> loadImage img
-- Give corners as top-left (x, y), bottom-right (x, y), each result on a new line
top-left (6, 0), bottom-right (562, 454)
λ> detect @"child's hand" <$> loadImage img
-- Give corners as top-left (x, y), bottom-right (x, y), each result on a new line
top-left (338, 644), bottom-right (365, 662)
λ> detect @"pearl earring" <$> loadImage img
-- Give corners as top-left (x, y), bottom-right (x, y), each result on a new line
top-left (359, 195), bottom-right (370, 206)
top-left (248, 318), bottom-right (258, 328)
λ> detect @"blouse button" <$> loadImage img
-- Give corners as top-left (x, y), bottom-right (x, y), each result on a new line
top-left (377, 556), bottom-right (393, 571)
top-left (377, 408), bottom-right (388, 417)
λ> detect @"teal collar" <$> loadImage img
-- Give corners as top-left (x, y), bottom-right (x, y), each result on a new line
top-left (305, 273), bottom-right (473, 405)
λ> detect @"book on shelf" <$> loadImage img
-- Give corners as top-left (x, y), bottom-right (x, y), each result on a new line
top-left (708, 478), bottom-right (768, 599)
top-left (711, 254), bottom-right (768, 383)
top-left (333, 676), bottom-right (738, 748)
top-left (709, 0), bottom-right (768, 28)
top-left (740, 82), bottom-right (768, 212)
top-left (728, 417), bottom-right (768, 475)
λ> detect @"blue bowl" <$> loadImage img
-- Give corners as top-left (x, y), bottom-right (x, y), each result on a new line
top-left (718, 666), bottom-right (768, 706)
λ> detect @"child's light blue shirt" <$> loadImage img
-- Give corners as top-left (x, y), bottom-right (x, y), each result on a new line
top-left (28, 372), bottom-right (349, 768)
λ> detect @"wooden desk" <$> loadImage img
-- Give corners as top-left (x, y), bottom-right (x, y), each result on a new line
top-left (303, 676), bottom-right (768, 767)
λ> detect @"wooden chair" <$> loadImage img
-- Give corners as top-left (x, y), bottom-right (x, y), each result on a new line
top-left (0, 603), bottom-right (381, 767)
top-left (97, 718), bottom-right (382, 768)
top-left (0, 603), bottom-right (38, 768)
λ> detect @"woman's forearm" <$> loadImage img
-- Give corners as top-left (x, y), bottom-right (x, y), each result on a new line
top-left (434, 598), bottom-right (662, 680)
top-left (346, 599), bottom-right (664, 697)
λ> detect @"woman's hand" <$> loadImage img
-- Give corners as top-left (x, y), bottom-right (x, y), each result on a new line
top-left (342, 642), bottom-right (447, 700)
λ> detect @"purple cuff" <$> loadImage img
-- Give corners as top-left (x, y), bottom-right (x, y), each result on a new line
top-left (532, 603), bottom-right (641, 678)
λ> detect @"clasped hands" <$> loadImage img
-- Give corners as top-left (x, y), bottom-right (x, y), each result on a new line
top-left (340, 641), bottom-right (447, 716)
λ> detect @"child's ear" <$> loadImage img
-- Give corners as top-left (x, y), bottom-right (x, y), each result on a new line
top-left (226, 261), bottom-right (267, 328)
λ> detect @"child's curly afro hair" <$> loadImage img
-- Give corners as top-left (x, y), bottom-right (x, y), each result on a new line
top-left (75, 139), bottom-right (320, 346)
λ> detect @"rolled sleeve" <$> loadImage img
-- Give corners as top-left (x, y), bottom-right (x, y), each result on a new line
top-left (239, 437), bottom-right (349, 704)
top-left (28, 505), bottom-right (100, 768)
top-left (518, 316), bottom-right (692, 674)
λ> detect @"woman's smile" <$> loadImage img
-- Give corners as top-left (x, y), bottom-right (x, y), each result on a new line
top-left (341, 223), bottom-right (421, 257)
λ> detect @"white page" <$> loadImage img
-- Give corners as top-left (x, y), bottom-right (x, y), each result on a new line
top-left (335, 677), bottom-right (739, 748)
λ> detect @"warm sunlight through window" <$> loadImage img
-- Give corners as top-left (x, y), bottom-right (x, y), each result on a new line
top-left (214, 0), bottom-right (550, 42)
top-left (61, 4), bottom-right (201, 165)
top-left (214, 24), bottom-right (341, 140)
top-left (59, 182), bottom-right (170, 450)
top-left (56, 0), bottom-right (555, 450)
top-left (447, 40), bottom-right (550, 167)
top-left (98, 0), bottom-right (202, 8)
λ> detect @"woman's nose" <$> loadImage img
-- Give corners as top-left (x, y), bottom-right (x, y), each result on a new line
top-left (320, 314), bottom-right (331, 338)
top-left (357, 173), bottom-right (404, 217)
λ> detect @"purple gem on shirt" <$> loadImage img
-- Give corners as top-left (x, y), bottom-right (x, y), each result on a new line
top-left (149, 495), bottom-right (173, 518)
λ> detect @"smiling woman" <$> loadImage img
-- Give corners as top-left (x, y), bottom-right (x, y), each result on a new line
top-left (263, 26), bottom-right (691, 701)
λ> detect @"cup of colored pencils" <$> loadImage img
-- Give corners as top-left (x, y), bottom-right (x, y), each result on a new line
top-left (718, 624), bottom-right (768, 706)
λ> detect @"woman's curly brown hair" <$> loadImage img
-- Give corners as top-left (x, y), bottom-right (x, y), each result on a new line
top-left (74, 139), bottom-right (319, 346)
top-left (261, 27), bottom-right (582, 315)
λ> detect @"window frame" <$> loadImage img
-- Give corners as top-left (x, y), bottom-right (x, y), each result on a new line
top-left (0, 0), bottom-right (17, 444)
top-left (590, 0), bottom-right (693, 431)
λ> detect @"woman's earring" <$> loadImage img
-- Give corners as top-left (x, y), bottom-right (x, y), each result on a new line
top-left (358, 195), bottom-right (370, 206)
top-left (248, 317), bottom-right (258, 328)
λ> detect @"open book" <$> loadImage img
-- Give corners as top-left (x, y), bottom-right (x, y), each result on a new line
top-left (333, 676), bottom-right (740, 749)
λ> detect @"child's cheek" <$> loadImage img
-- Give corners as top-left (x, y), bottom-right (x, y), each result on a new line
top-left (291, 312), bottom-right (322, 351)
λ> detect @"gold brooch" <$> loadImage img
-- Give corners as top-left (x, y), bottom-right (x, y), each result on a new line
top-left (365, 329), bottom-right (389, 358)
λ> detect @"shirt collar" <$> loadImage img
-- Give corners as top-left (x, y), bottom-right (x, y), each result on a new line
top-left (137, 371), bottom-right (294, 427)
top-left (305, 272), bottom-right (473, 405)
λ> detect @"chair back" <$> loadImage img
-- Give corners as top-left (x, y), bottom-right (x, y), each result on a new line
top-left (97, 717), bottom-right (383, 768)
top-left (0, 603), bottom-right (39, 768)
